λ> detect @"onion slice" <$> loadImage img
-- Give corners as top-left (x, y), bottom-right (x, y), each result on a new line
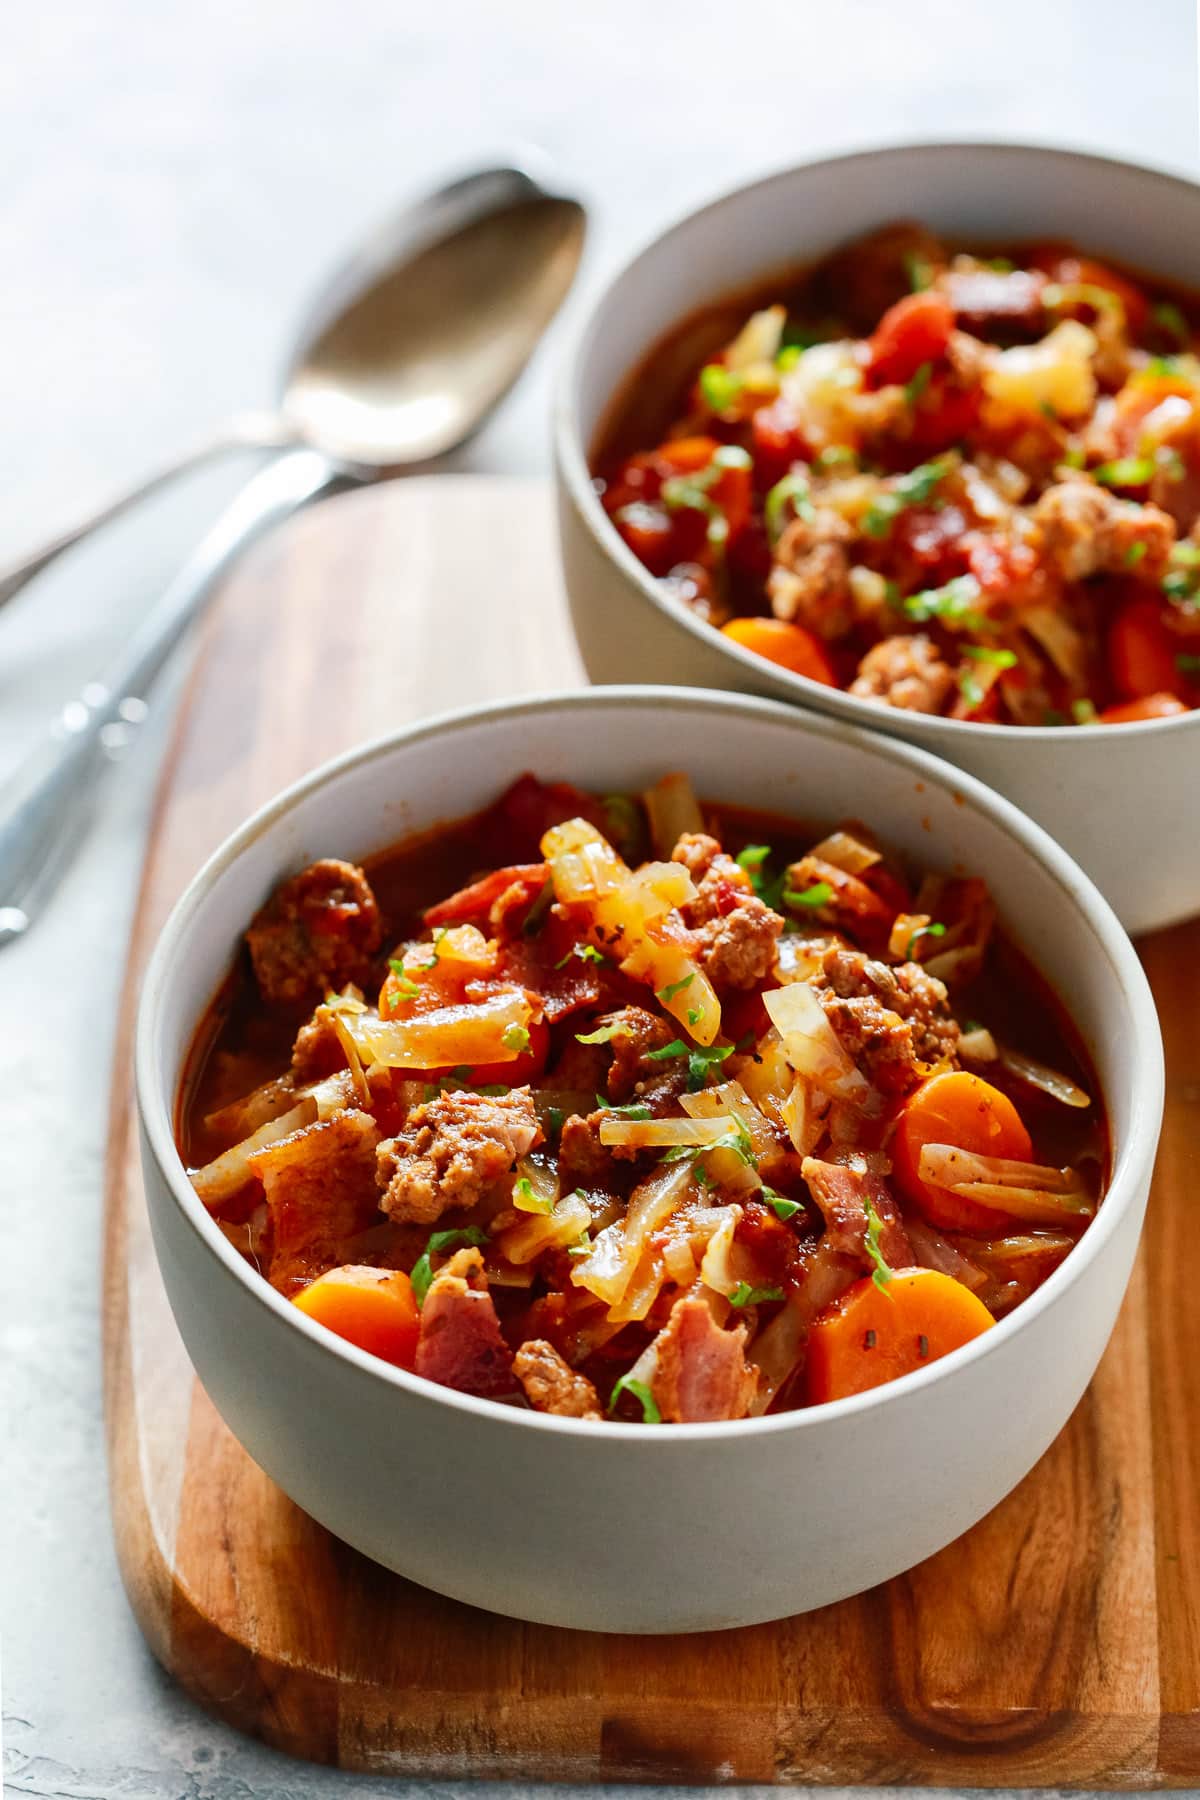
top-left (763, 981), bottom-right (867, 1100)
top-left (918, 1142), bottom-right (1095, 1223)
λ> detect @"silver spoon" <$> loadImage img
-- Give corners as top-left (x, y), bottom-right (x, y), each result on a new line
top-left (0, 163), bottom-right (586, 948)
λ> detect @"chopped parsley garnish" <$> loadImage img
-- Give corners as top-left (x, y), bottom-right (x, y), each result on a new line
top-left (729, 1281), bottom-right (784, 1308)
top-left (963, 645), bottom-right (1017, 668)
top-left (1039, 401), bottom-right (1059, 423)
top-left (906, 920), bottom-right (946, 960)
top-left (502, 1023), bottom-right (531, 1054)
top-left (781, 880), bottom-right (834, 910)
top-left (1148, 354), bottom-right (1187, 376)
top-left (862, 456), bottom-right (952, 539)
top-left (555, 942), bottom-right (607, 970)
top-left (387, 959), bottom-right (421, 1000)
top-left (1071, 698), bottom-right (1098, 724)
top-left (904, 573), bottom-right (984, 627)
top-left (699, 363), bottom-right (745, 412)
top-left (764, 471), bottom-right (814, 543)
top-left (763, 1187), bottom-right (803, 1221)
top-left (958, 669), bottom-right (985, 709)
top-left (647, 1038), bottom-right (736, 1091)
top-left (662, 1116), bottom-right (755, 1169)
top-left (815, 444), bottom-right (857, 469)
top-left (608, 1374), bottom-right (661, 1423)
top-left (544, 1105), bottom-right (564, 1138)
top-left (989, 255), bottom-right (1015, 272)
top-left (596, 1098), bottom-right (652, 1119)
top-left (661, 444), bottom-right (753, 549)
top-left (904, 251), bottom-right (933, 292)
top-left (735, 843), bottom-right (771, 875)
top-left (521, 879), bottom-right (554, 937)
top-left (1093, 457), bottom-right (1155, 488)
top-left (687, 1006), bottom-right (702, 1027)
top-left (657, 974), bottom-right (695, 1004)
top-left (904, 361), bottom-right (932, 407)
top-left (1124, 540), bottom-right (1148, 568)
top-left (1153, 300), bottom-right (1190, 345)
top-left (411, 1227), bottom-right (489, 1308)
top-left (1043, 281), bottom-right (1122, 317)
top-left (862, 1198), bottom-right (893, 1295)
top-left (576, 1022), bottom-right (625, 1045)
top-left (775, 344), bottom-right (803, 372)
top-left (512, 1176), bottom-right (553, 1216)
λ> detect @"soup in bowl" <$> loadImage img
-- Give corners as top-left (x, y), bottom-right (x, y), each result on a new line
top-left (137, 689), bottom-right (1162, 1631)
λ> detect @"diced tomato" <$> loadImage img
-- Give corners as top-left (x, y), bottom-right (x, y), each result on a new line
top-left (1025, 248), bottom-right (1150, 336)
top-left (612, 502), bottom-right (676, 573)
top-left (966, 533), bottom-right (1043, 608)
top-left (1098, 692), bottom-right (1190, 723)
top-left (865, 291), bottom-right (954, 389)
top-left (893, 504), bottom-right (971, 583)
top-left (751, 400), bottom-right (812, 489)
top-left (709, 457), bottom-right (752, 541)
top-left (478, 774), bottom-right (607, 862)
top-left (906, 374), bottom-right (982, 451)
top-left (1108, 593), bottom-right (1187, 700)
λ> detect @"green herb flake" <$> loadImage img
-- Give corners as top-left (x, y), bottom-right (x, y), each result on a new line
top-left (502, 1023), bottom-right (531, 1054)
top-left (1071, 698), bottom-right (1099, 725)
top-left (862, 1198), bottom-right (893, 1295)
top-left (775, 344), bottom-right (803, 372)
top-left (576, 1022), bottom-right (626, 1045)
top-left (657, 974), bottom-right (695, 1004)
top-left (1176, 653), bottom-right (1200, 674)
top-left (555, 942), bottom-right (607, 970)
top-left (904, 361), bottom-right (933, 407)
top-left (412, 927), bottom-right (448, 971)
top-left (411, 1226), bottom-right (489, 1308)
top-left (646, 1037), bottom-right (689, 1062)
top-left (906, 920), bottom-right (947, 960)
top-left (599, 1100), bottom-right (652, 1120)
top-left (1124, 540), bottom-right (1148, 568)
top-left (608, 1374), bottom-right (661, 1423)
top-left (816, 444), bottom-right (857, 469)
top-left (699, 363), bottom-right (744, 412)
top-left (386, 959), bottom-right (421, 1000)
top-left (1093, 457), bottom-right (1155, 488)
top-left (765, 471), bottom-right (814, 543)
top-left (1154, 300), bottom-right (1190, 346)
top-left (904, 251), bottom-right (933, 293)
top-left (958, 669), bottom-right (985, 709)
top-left (729, 1281), bottom-right (785, 1308)
top-left (781, 880), bottom-right (834, 911)
top-left (735, 843), bottom-right (771, 875)
top-left (545, 1105), bottom-right (564, 1138)
top-left (904, 573), bottom-right (984, 626)
top-left (687, 1006), bottom-right (702, 1027)
top-left (763, 1187), bottom-right (803, 1222)
top-left (963, 645), bottom-right (1018, 668)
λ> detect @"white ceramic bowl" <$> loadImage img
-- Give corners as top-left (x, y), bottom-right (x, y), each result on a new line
top-left (555, 141), bottom-right (1200, 936)
top-left (136, 688), bottom-right (1163, 1633)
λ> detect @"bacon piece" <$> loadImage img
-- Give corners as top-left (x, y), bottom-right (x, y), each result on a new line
top-left (650, 1293), bottom-right (758, 1423)
top-left (415, 1248), bottom-right (515, 1396)
top-left (423, 862), bottom-right (548, 931)
top-left (248, 1109), bottom-right (382, 1292)
top-left (801, 1157), bottom-right (913, 1273)
top-left (514, 1339), bottom-right (602, 1419)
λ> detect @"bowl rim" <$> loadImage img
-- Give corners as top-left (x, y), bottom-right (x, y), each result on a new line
top-left (554, 135), bottom-right (1200, 745)
top-left (136, 684), bottom-right (1164, 1442)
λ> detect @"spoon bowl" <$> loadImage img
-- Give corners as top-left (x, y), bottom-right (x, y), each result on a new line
top-left (284, 171), bottom-right (586, 467)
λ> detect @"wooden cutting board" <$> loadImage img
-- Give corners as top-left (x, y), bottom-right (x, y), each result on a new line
top-left (103, 476), bottom-right (1200, 1786)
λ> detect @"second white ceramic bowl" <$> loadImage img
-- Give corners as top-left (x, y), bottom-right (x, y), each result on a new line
top-left (137, 689), bottom-right (1162, 1632)
top-left (556, 141), bottom-right (1200, 934)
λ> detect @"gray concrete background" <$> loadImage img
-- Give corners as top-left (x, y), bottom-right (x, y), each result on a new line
top-left (2, 2), bottom-right (1197, 1795)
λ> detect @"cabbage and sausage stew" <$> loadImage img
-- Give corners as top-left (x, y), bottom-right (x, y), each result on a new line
top-left (180, 773), bottom-right (1103, 1423)
top-left (595, 223), bottom-right (1200, 725)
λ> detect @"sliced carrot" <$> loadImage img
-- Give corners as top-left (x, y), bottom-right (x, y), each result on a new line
top-left (806, 1267), bottom-right (995, 1404)
top-left (721, 617), bottom-right (837, 684)
top-left (293, 1265), bottom-right (420, 1367)
top-left (892, 1070), bottom-right (1033, 1234)
top-left (1098, 692), bottom-right (1189, 723)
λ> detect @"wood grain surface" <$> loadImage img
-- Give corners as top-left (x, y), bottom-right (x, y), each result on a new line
top-left (103, 476), bottom-right (1200, 1784)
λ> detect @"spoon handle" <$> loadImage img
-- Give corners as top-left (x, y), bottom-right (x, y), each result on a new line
top-left (0, 449), bottom-right (345, 948)
top-left (0, 411), bottom-right (300, 611)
